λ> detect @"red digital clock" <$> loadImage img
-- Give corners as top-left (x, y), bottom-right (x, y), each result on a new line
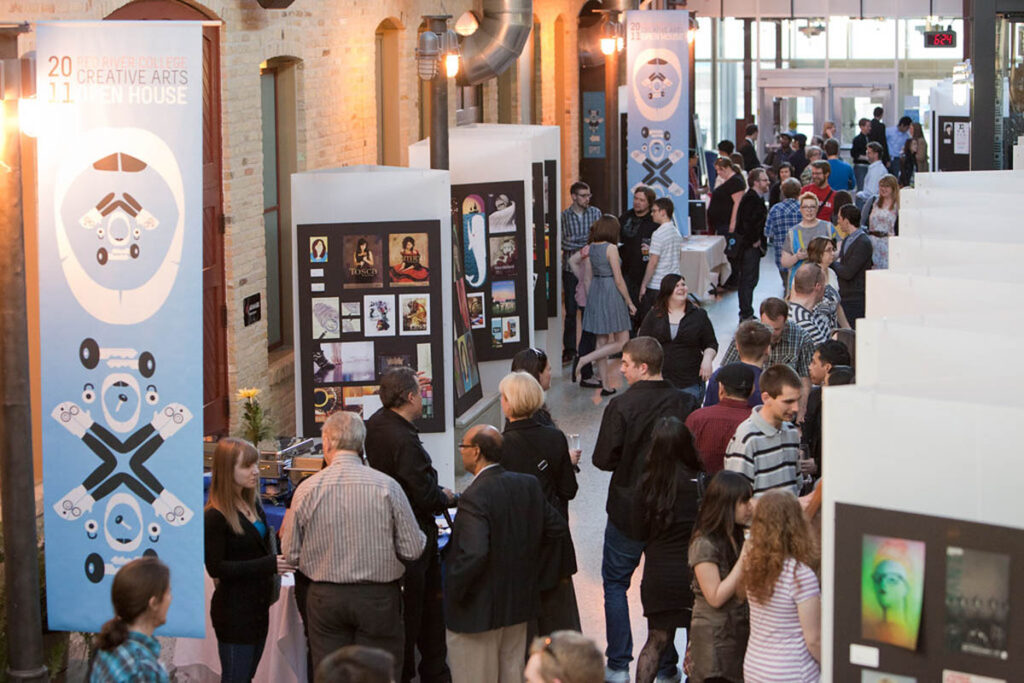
top-left (924, 30), bottom-right (957, 48)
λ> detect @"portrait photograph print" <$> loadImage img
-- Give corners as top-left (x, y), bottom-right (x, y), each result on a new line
top-left (309, 236), bottom-right (328, 263)
top-left (343, 234), bottom-right (383, 289)
top-left (399, 293), bottom-right (431, 336)
top-left (489, 235), bottom-right (518, 279)
top-left (467, 292), bottom-right (485, 329)
top-left (944, 546), bottom-right (1010, 660)
top-left (311, 297), bottom-right (341, 339)
top-left (388, 233), bottom-right (430, 286)
top-left (363, 294), bottom-right (395, 337)
top-left (861, 534), bottom-right (926, 650)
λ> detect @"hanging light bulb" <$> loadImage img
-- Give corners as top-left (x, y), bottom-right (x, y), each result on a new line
top-left (446, 53), bottom-right (460, 78)
top-left (415, 30), bottom-right (440, 81)
top-left (600, 19), bottom-right (618, 56)
top-left (444, 28), bottom-right (461, 78)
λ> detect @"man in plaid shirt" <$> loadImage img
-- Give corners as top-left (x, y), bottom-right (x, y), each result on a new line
top-left (764, 177), bottom-right (802, 290)
top-left (561, 181), bottom-right (602, 369)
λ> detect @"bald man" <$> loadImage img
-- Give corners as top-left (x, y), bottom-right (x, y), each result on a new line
top-left (445, 425), bottom-right (568, 683)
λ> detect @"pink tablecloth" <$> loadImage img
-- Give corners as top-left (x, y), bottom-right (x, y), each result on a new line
top-left (680, 235), bottom-right (731, 299)
top-left (172, 572), bottom-right (306, 683)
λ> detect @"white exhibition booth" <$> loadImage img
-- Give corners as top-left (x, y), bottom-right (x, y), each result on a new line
top-left (821, 168), bottom-right (1024, 681)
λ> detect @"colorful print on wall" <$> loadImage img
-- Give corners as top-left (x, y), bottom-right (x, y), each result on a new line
top-left (310, 236), bottom-right (329, 263)
top-left (311, 297), bottom-right (341, 339)
top-left (492, 280), bottom-right (516, 315)
top-left (861, 534), bottom-right (926, 650)
top-left (37, 21), bottom-right (205, 636)
top-left (489, 236), bottom-right (518, 279)
top-left (388, 232), bottom-right (430, 286)
top-left (363, 294), bottom-right (396, 337)
top-left (462, 194), bottom-right (487, 287)
top-left (343, 234), bottom-right (383, 289)
top-left (945, 547), bottom-right (1010, 660)
top-left (399, 293), bottom-right (431, 336)
top-left (467, 292), bottom-right (485, 329)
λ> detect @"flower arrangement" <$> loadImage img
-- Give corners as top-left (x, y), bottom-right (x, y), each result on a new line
top-left (237, 387), bottom-right (273, 447)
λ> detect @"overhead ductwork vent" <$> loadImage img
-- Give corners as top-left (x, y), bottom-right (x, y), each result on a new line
top-left (456, 0), bottom-right (533, 86)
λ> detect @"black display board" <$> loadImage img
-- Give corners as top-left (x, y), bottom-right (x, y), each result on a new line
top-left (452, 181), bottom-right (529, 362)
top-left (544, 159), bottom-right (559, 318)
top-left (296, 220), bottom-right (445, 434)
top-left (833, 503), bottom-right (1021, 683)
top-left (936, 114), bottom-right (971, 172)
top-left (450, 198), bottom-right (483, 419)
top-left (532, 162), bottom-right (547, 331)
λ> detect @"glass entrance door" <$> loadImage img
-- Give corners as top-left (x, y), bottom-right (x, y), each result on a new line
top-left (831, 86), bottom-right (894, 153)
top-left (758, 87), bottom-right (825, 160)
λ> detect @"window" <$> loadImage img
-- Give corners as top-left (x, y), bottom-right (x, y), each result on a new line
top-left (375, 18), bottom-right (403, 165)
top-left (455, 84), bottom-right (484, 125)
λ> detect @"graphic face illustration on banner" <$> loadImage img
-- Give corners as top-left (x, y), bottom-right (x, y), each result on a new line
top-left (37, 22), bottom-right (204, 636)
top-left (626, 11), bottom-right (690, 230)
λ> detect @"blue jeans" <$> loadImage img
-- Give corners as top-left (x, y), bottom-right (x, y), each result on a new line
top-left (680, 382), bottom-right (706, 406)
top-left (602, 520), bottom-right (679, 676)
top-left (218, 640), bottom-right (266, 682)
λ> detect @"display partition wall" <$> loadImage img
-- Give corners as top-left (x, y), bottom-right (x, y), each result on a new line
top-left (291, 166), bottom-right (457, 487)
top-left (410, 130), bottom-right (536, 397)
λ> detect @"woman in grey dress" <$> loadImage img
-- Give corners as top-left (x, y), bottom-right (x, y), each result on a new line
top-left (574, 216), bottom-right (636, 396)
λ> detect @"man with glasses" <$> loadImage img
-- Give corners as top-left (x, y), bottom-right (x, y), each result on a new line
top-left (735, 168), bottom-right (770, 321)
top-left (561, 181), bottom-right (602, 367)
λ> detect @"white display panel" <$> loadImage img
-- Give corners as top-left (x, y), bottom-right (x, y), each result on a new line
top-left (898, 207), bottom-right (1021, 239)
top-left (889, 236), bottom-right (1024, 270)
top-left (291, 165), bottom-right (456, 486)
top-left (913, 168), bottom-right (1023, 190)
top-left (865, 268), bottom-right (1024, 318)
top-left (901, 188), bottom-right (1016, 210)
top-left (410, 131), bottom-right (535, 394)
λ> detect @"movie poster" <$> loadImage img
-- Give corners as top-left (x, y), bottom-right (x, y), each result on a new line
top-left (945, 547), bottom-right (1010, 660)
top-left (452, 181), bottom-right (529, 362)
top-left (296, 220), bottom-right (445, 434)
top-left (36, 21), bottom-right (205, 636)
top-left (861, 535), bottom-right (926, 650)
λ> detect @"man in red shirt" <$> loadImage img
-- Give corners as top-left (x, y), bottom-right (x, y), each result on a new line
top-left (685, 363), bottom-right (755, 473)
top-left (800, 160), bottom-right (835, 222)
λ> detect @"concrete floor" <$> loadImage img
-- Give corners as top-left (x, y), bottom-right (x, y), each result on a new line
top-left (554, 253), bottom-right (784, 677)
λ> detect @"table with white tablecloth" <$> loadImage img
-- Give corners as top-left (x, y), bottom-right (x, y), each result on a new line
top-left (172, 572), bottom-right (307, 683)
top-left (679, 235), bottom-right (731, 299)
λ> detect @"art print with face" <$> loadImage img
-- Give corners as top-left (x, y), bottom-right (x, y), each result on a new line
top-left (343, 235), bottom-right (383, 289)
top-left (861, 535), bottom-right (926, 650)
top-left (388, 233), bottom-right (430, 286)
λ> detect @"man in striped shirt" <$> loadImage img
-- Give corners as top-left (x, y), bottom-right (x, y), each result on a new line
top-left (724, 364), bottom-right (805, 497)
top-left (282, 411), bottom-right (426, 677)
top-left (787, 263), bottom-right (832, 346)
top-left (561, 181), bottom-right (602, 365)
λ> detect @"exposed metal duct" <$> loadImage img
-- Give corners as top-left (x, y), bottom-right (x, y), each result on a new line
top-left (456, 0), bottom-right (533, 86)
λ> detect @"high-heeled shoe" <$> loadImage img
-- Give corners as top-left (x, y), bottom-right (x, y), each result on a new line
top-left (571, 357), bottom-right (580, 383)
top-left (600, 387), bottom-right (617, 396)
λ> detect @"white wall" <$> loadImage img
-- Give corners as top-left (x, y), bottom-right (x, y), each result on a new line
top-left (889, 236), bottom-right (1024, 269)
top-left (291, 165), bottom-right (457, 486)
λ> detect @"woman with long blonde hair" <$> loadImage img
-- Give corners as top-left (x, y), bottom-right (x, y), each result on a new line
top-left (741, 490), bottom-right (821, 683)
top-left (205, 437), bottom-right (294, 681)
top-left (860, 174), bottom-right (899, 269)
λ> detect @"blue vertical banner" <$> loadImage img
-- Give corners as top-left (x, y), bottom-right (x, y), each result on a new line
top-left (581, 91), bottom-right (606, 159)
top-left (37, 22), bottom-right (204, 636)
top-left (626, 11), bottom-right (690, 230)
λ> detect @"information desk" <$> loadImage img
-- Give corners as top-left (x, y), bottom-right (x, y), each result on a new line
top-left (679, 235), bottom-right (731, 299)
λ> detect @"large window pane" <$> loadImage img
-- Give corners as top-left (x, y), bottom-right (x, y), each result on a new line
top-left (695, 17), bottom-right (712, 60)
top-left (850, 19), bottom-right (895, 60)
top-left (695, 61), bottom-right (712, 146)
top-left (260, 73), bottom-right (278, 211)
top-left (828, 16), bottom-right (849, 60)
top-left (719, 18), bottom-right (745, 60)
top-left (264, 210), bottom-right (281, 347)
top-left (757, 19), bottom-right (777, 63)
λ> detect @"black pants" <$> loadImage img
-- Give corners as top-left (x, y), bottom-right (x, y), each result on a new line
top-left (841, 296), bottom-right (865, 328)
top-left (307, 581), bottom-right (404, 680)
top-left (737, 245), bottom-right (762, 320)
top-left (400, 544), bottom-right (452, 683)
top-left (715, 224), bottom-right (739, 287)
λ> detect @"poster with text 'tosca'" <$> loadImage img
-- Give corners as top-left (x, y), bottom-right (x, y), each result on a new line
top-left (626, 11), bottom-right (689, 230)
top-left (37, 22), bottom-right (204, 636)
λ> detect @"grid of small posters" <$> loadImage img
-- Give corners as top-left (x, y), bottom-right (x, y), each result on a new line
top-left (297, 221), bottom-right (444, 434)
top-left (450, 195), bottom-right (483, 418)
top-left (834, 503), bottom-right (1022, 683)
top-left (452, 181), bottom-right (529, 362)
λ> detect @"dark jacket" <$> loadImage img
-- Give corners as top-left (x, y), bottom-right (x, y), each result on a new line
top-left (638, 468), bottom-right (702, 616)
top-left (790, 149), bottom-right (809, 177)
top-left (832, 228), bottom-right (873, 301)
top-left (444, 466), bottom-right (568, 633)
top-left (739, 139), bottom-right (760, 172)
top-left (365, 407), bottom-right (449, 541)
top-left (851, 132), bottom-right (869, 164)
top-left (736, 188), bottom-right (768, 249)
top-left (204, 505), bottom-right (276, 643)
top-left (593, 380), bottom-right (699, 540)
top-left (638, 306), bottom-right (718, 391)
top-left (869, 119), bottom-right (890, 162)
top-left (501, 417), bottom-right (579, 587)
top-left (618, 209), bottom-right (659, 288)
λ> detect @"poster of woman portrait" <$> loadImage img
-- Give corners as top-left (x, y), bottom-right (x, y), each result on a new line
top-left (310, 236), bottom-right (328, 263)
top-left (399, 293), bottom-right (431, 336)
top-left (388, 233), bottom-right (430, 286)
top-left (343, 234), bottom-right (383, 289)
top-left (489, 236), bottom-right (518, 279)
top-left (861, 535), bottom-right (926, 650)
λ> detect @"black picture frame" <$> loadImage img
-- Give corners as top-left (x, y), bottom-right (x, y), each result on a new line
top-left (532, 162), bottom-right (547, 331)
top-left (544, 159), bottom-right (559, 318)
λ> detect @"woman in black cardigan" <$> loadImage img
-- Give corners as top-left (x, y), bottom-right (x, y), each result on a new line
top-left (638, 273), bottom-right (719, 403)
top-left (205, 437), bottom-right (294, 682)
top-left (498, 371), bottom-right (580, 635)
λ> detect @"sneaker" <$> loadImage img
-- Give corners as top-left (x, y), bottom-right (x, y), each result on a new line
top-left (604, 667), bottom-right (630, 683)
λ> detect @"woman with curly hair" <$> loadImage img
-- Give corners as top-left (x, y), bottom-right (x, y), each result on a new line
top-left (742, 490), bottom-right (821, 682)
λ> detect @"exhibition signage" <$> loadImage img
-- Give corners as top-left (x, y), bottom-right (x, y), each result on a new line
top-left (625, 10), bottom-right (690, 229)
top-left (36, 22), bottom-right (204, 636)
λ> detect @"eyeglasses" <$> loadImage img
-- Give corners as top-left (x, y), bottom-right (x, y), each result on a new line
top-left (458, 443), bottom-right (476, 449)
top-left (800, 205), bottom-right (818, 210)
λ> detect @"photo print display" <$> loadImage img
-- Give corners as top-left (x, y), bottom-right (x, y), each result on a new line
top-left (467, 292), bottom-right (486, 329)
top-left (502, 317), bottom-right (521, 343)
top-left (296, 220), bottom-right (445, 434)
top-left (449, 197), bottom-right (483, 417)
top-left (310, 236), bottom-right (329, 263)
top-left (452, 181), bottom-right (529, 362)
top-left (945, 547), bottom-right (1010, 660)
top-left (861, 534), bottom-right (926, 650)
top-left (388, 233), bottom-right (430, 286)
top-left (343, 235), bottom-right (383, 289)
top-left (532, 162), bottom-right (548, 331)
top-left (454, 331), bottom-right (481, 398)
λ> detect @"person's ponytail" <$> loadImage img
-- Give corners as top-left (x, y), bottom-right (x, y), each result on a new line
top-left (95, 615), bottom-right (130, 651)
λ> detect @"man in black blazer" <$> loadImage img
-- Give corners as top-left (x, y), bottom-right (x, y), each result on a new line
top-left (738, 123), bottom-right (761, 171)
top-left (445, 424), bottom-right (568, 683)
top-left (868, 106), bottom-right (890, 164)
top-left (833, 204), bottom-right (872, 326)
top-left (851, 117), bottom-right (870, 165)
top-left (593, 336), bottom-right (698, 682)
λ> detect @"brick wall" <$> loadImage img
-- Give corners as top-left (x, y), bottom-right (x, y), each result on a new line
top-left (13, 0), bottom-right (586, 438)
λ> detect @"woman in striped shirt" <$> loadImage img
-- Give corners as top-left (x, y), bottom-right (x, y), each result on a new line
top-left (742, 490), bottom-right (821, 682)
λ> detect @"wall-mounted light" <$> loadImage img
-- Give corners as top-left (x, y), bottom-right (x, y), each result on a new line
top-left (417, 20), bottom-right (460, 80)
top-left (443, 29), bottom-right (460, 78)
top-left (688, 15), bottom-right (699, 44)
top-left (600, 18), bottom-right (624, 55)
